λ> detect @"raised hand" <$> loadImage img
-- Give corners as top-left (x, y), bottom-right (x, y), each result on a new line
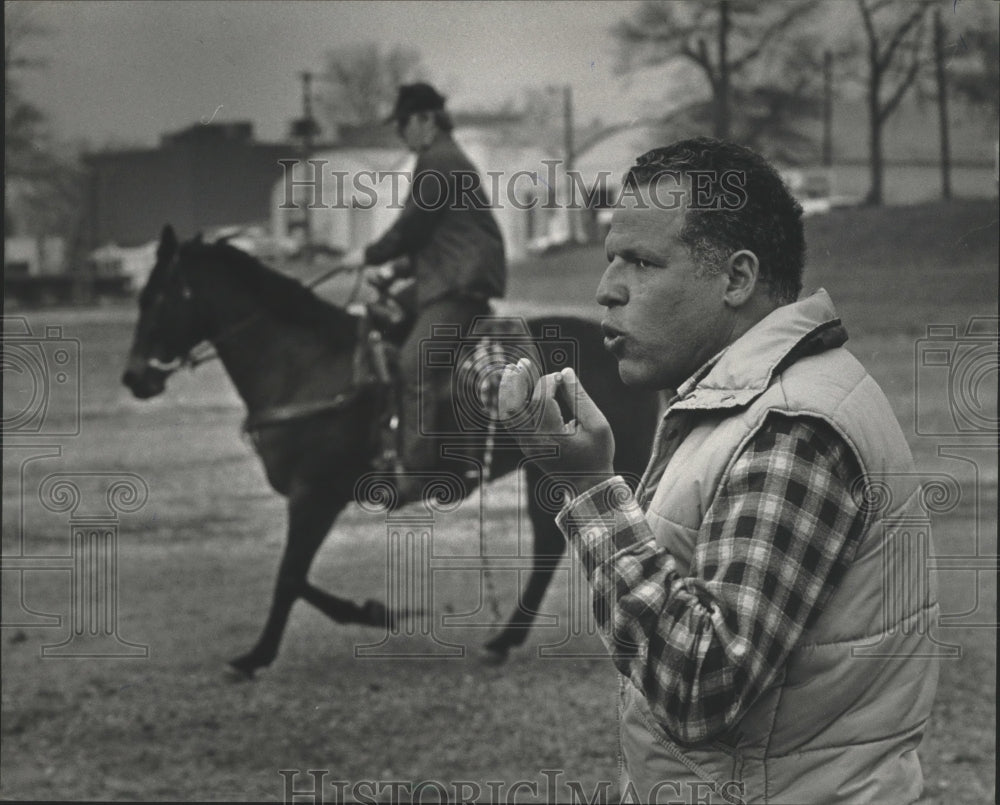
top-left (498, 358), bottom-right (615, 495)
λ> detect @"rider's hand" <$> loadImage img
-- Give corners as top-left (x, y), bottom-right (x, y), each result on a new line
top-left (341, 248), bottom-right (367, 270)
top-left (364, 264), bottom-right (396, 290)
top-left (498, 359), bottom-right (615, 497)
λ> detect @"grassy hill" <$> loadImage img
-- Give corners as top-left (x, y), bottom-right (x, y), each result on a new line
top-left (508, 199), bottom-right (999, 334)
top-left (804, 199), bottom-right (999, 334)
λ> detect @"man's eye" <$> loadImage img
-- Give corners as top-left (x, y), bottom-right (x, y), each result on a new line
top-left (636, 258), bottom-right (653, 269)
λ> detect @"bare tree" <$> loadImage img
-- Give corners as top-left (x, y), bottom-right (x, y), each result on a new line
top-left (5, 1), bottom-right (51, 182)
top-left (317, 43), bottom-right (424, 131)
top-left (946, 12), bottom-right (1000, 124)
top-left (5, 1), bottom-right (87, 271)
top-left (932, 7), bottom-right (952, 200)
top-left (665, 32), bottom-right (834, 164)
top-left (929, 5), bottom-right (999, 200)
top-left (613, 0), bottom-right (821, 141)
top-left (855, 0), bottom-right (935, 205)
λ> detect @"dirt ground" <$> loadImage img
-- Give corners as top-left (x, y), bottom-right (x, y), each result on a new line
top-left (2, 200), bottom-right (997, 802)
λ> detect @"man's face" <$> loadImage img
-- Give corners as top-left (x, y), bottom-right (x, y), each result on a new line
top-left (598, 183), bottom-right (735, 390)
top-left (397, 112), bottom-right (436, 152)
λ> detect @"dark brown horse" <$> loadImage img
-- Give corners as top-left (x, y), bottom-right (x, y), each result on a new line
top-left (122, 226), bottom-right (658, 677)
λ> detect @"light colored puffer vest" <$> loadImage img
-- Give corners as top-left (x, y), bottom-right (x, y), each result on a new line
top-left (618, 290), bottom-right (940, 805)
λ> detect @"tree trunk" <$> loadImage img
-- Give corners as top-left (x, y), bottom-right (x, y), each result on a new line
top-left (822, 50), bottom-right (833, 167)
top-left (934, 8), bottom-right (952, 200)
top-left (868, 117), bottom-right (884, 205)
top-left (563, 84), bottom-right (581, 242)
top-left (867, 57), bottom-right (884, 205)
top-left (716, 0), bottom-right (731, 139)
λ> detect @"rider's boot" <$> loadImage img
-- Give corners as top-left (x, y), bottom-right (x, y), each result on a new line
top-left (391, 407), bottom-right (440, 507)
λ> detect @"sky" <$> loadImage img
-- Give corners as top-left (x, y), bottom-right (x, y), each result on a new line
top-left (10, 0), bottom-right (995, 153)
top-left (10, 0), bottom-right (673, 149)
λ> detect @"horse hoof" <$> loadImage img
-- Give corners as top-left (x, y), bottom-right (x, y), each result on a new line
top-left (226, 651), bottom-right (270, 681)
top-left (223, 662), bottom-right (256, 683)
top-left (478, 643), bottom-right (509, 666)
top-left (362, 599), bottom-right (394, 629)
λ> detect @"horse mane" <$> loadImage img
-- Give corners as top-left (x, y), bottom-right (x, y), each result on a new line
top-left (183, 240), bottom-right (360, 345)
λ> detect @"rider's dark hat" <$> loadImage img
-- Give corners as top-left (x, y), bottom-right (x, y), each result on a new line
top-left (385, 82), bottom-right (446, 124)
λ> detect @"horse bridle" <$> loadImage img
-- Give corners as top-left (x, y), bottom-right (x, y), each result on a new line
top-left (140, 246), bottom-right (380, 431)
top-left (144, 247), bottom-right (367, 375)
top-left (136, 250), bottom-right (201, 377)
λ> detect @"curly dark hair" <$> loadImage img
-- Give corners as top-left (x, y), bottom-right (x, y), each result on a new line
top-left (625, 137), bottom-right (805, 304)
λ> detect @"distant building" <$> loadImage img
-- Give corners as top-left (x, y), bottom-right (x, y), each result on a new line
top-left (273, 116), bottom-right (571, 263)
top-left (3, 236), bottom-right (66, 278)
top-left (83, 121), bottom-right (299, 250)
top-left (88, 241), bottom-right (159, 291)
top-left (4, 176), bottom-right (70, 277)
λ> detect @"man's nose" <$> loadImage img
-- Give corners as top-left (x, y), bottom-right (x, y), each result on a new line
top-left (596, 261), bottom-right (627, 307)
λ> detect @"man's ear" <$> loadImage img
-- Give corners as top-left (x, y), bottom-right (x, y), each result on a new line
top-left (723, 250), bottom-right (759, 307)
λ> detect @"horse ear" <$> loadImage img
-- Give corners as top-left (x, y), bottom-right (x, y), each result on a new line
top-left (158, 224), bottom-right (178, 259)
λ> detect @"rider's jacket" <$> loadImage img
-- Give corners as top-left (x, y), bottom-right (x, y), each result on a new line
top-left (364, 132), bottom-right (506, 308)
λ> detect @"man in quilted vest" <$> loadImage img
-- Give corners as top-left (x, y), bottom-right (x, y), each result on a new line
top-left (500, 138), bottom-right (939, 804)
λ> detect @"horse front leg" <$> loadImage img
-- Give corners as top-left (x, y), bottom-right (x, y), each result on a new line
top-left (483, 473), bottom-right (567, 662)
top-left (228, 487), bottom-right (345, 678)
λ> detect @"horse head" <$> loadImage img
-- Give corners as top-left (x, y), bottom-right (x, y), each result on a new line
top-left (122, 225), bottom-right (207, 398)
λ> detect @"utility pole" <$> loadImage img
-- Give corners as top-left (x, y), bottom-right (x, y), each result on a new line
top-left (563, 84), bottom-right (578, 242)
top-left (822, 50), bottom-right (833, 168)
top-left (933, 9), bottom-right (952, 200)
top-left (300, 71), bottom-right (315, 132)
top-left (716, 0), bottom-right (731, 140)
top-left (562, 84), bottom-right (574, 174)
top-left (294, 70), bottom-right (320, 257)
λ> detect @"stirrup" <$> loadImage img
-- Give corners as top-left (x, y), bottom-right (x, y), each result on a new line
top-left (370, 448), bottom-right (402, 474)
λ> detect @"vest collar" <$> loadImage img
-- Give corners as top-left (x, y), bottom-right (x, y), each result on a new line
top-left (670, 288), bottom-right (848, 413)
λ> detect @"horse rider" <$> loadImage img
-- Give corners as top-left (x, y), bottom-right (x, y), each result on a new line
top-left (341, 82), bottom-right (507, 501)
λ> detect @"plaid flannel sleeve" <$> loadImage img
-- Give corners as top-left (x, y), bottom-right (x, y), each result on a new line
top-left (555, 414), bottom-right (867, 745)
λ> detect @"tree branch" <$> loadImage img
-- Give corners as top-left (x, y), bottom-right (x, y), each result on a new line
top-left (693, 37), bottom-right (717, 86)
top-left (879, 14), bottom-right (929, 122)
top-left (613, 7), bottom-right (701, 72)
top-left (729, 1), bottom-right (820, 73)
top-left (857, 0), bottom-right (878, 49)
top-left (878, 2), bottom-right (931, 71)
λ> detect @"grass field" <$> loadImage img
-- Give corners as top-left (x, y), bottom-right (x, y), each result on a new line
top-left (2, 199), bottom-right (997, 802)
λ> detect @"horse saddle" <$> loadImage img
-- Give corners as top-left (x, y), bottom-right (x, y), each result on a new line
top-left (348, 297), bottom-right (515, 473)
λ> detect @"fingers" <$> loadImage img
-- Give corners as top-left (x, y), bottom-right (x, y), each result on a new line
top-left (498, 359), bottom-right (533, 421)
top-left (499, 359), bottom-right (560, 430)
top-left (534, 372), bottom-right (573, 434)
top-left (500, 360), bottom-right (609, 438)
top-left (499, 360), bottom-right (566, 433)
top-left (499, 360), bottom-right (614, 478)
top-left (556, 367), bottom-right (608, 431)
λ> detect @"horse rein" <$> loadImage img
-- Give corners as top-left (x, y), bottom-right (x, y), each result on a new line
top-left (186, 258), bottom-right (366, 369)
top-left (242, 309), bottom-right (378, 433)
top-left (143, 251), bottom-right (364, 377)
